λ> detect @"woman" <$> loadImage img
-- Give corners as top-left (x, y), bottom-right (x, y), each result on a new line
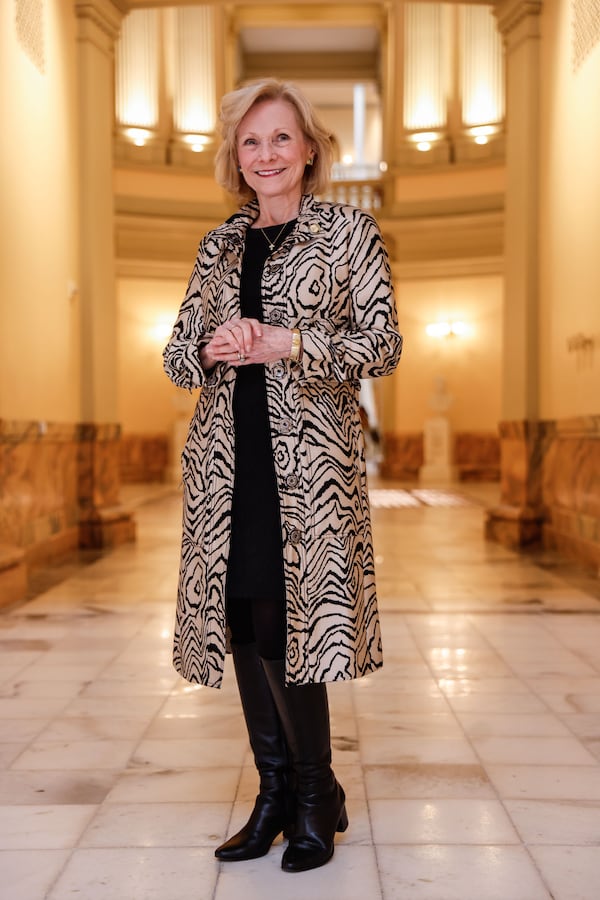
top-left (163, 78), bottom-right (402, 873)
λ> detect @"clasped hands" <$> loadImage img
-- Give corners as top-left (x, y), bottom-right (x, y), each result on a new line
top-left (199, 316), bottom-right (293, 370)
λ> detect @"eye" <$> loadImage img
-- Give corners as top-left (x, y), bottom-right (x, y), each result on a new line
top-left (275, 133), bottom-right (290, 143)
top-left (243, 138), bottom-right (257, 146)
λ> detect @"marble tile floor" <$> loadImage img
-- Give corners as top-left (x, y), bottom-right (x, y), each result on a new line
top-left (1, 482), bottom-right (600, 900)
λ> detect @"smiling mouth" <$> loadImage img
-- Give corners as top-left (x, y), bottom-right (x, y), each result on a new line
top-left (256, 168), bottom-right (284, 177)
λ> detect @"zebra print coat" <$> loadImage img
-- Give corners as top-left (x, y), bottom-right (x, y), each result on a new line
top-left (163, 193), bottom-right (402, 688)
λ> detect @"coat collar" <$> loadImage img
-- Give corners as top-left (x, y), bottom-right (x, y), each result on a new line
top-left (214, 194), bottom-right (324, 250)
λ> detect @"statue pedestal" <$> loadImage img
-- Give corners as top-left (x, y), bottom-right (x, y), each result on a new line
top-left (420, 416), bottom-right (457, 483)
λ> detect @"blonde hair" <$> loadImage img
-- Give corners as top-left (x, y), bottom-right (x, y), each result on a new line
top-left (214, 78), bottom-right (333, 204)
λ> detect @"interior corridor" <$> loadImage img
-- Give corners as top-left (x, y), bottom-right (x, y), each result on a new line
top-left (1, 483), bottom-right (600, 900)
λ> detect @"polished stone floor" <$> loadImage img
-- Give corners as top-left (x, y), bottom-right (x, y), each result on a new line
top-left (1, 482), bottom-right (600, 900)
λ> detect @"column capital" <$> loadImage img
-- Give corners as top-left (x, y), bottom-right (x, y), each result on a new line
top-left (75, 0), bottom-right (126, 48)
top-left (495, 0), bottom-right (542, 43)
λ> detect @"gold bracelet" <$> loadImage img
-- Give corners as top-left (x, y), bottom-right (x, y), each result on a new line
top-left (289, 328), bottom-right (302, 363)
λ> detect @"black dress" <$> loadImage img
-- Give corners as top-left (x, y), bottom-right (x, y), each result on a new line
top-left (226, 221), bottom-right (296, 600)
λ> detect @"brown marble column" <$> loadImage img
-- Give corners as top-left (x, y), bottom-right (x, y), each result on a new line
top-left (77, 424), bottom-right (136, 549)
top-left (75, 0), bottom-right (135, 548)
top-left (485, 419), bottom-right (554, 548)
top-left (486, 0), bottom-right (545, 547)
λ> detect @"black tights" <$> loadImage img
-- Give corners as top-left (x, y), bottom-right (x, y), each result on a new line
top-left (226, 594), bottom-right (287, 660)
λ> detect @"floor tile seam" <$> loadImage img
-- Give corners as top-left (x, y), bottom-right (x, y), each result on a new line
top-left (472, 618), bottom-right (600, 672)
top-left (465, 738), bottom-right (592, 867)
top-left (0, 651), bottom-right (52, 685)
top-left (517, 834), bottom-right (600, 886)
top-left (382, 607), bottom-right (600, 617)
top-left (13, 614), bottom-right (161, 727)
top-left (409, 633), bottom-right (550, 860)
top-left (539, 703), bottom-right (600, 751)
top-left (124, 683), bottom-right (178, 771)
top-left (371, 837), bottom-right (526, 848)
top-left (349, 670), bottom-right (385, 899)
top-left (68, 780), bottom-right (232, 854)
top-left (367, 616), bottom-right (532, 860)
top-left (402, 614), bottom-right (470, 707)
top-left (403, 612), bottom-right (542, 727)
top-left (535, 614), bottom-right (600, 676)
top-left (73, 837), bottom-right (231, 851)
top-left (462, 613), bottom-right (581, 699)
top-left (2, 713), bottom-right (60, 762)
top-left (6, 695), bottom-right (84, 771)
top-left (43, 846), bottom-right (79, 900)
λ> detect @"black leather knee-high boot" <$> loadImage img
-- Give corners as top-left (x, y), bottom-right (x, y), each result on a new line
top-left (215, 643), bottom-right (295, 861)
top-left (261, 659), bottom-right (348, 873)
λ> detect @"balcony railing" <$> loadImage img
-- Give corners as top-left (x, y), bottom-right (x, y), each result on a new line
top-left (320, 180), bottom-right (384, 212)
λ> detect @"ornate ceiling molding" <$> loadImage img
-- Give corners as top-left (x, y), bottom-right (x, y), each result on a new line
top-left (495, 0), bottom-right (542, 39)
top-left (75, 0), bottom-right (127, 44)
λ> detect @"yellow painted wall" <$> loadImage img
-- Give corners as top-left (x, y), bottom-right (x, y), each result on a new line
top-left (538, 0), bottom-right (600, 418)
top-left (118, 276), bottom-right (196, 433)
top-left (0, 0), bottom-right (80, 422)
top-left (395, 165), bottom-right (506, 205)
top-left (114, 167), bottom-right (225, 205)
top-left (390, 273), bottom-right (503, 433)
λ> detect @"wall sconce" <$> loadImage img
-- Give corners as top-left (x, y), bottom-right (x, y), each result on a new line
top-left (124, 127), bottom-right (153, 147)
top-left (150, 316), bottom-right (174, 343)
top-left (182, 133), bottom-right (211, 153)
top-left (566, 332), bottom-right (596, 370)
top-left (410, 131), bottom-right (440, 152)
top-left (426, 321), bottom-right (468, 338)
top-left (467, 124), bottom-right (499, 146)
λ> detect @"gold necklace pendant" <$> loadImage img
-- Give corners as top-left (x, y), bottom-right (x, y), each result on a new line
top-left (260, 222), bottom-right (288, 253)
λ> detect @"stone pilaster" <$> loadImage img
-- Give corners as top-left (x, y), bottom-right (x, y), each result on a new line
top-left (485, 419), bottom-right (553, 548)
top-left (77, 424), bottom-right (135, 549)
top-left (487, 0), bottom-right (545, 547)
top-left (75, 0), bottom-right (135, 549)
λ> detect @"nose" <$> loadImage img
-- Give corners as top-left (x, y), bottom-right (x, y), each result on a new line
top-left (257, 138), bottom-right (276, 160)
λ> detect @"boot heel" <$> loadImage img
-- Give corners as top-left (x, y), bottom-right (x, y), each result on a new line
top-left (337, 806), bottom-right (349, 832)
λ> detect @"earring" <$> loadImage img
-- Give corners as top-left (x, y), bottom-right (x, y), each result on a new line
top-left (238, 165), bottom-right (242, 172)
top-left (306, 157), bottom-right (314, 166)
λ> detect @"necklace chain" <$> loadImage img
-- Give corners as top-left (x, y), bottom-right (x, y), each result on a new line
top-left (259, 222), bottom-right (289, 253)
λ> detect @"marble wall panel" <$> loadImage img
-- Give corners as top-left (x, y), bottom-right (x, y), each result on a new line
top-left (120, 433), bottom-right (169, 483)
top-left (454, 431), bottom-right (500, 481)
top-left (0, 421), bottom-right (79, 558)
top-left (487, 416), bottom-right (600, 570)
top-left (0, 420), bottom-right (135, 606)
top-left (380, 432), bottom-right (423, 480)
top-left (542, 416), bottom-right (600, 570)
top-left (381, 430), bottom-right (500, 482)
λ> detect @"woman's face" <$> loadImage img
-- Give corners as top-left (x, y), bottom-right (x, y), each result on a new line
top-left (236, 98), bottom-right (313, 205)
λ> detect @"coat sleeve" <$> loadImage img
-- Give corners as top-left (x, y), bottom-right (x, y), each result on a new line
top-left (298, 210), bottom-right (402, 382)
top-left (162, 243), bottom-right (213, 391)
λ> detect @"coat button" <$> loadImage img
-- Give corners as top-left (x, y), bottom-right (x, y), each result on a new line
top-left (272, 364), bottom-right (285, 379)
top-left (285, 474), bottom-right (299, 489)
top-left (279, 417), bottom-right (293, 434)
top-left (289, 528), bottom-right (302, 544)
top-left (270, 308), bottom-right (284, 324)
top-left (309, 222), bottom-right (321, 234)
